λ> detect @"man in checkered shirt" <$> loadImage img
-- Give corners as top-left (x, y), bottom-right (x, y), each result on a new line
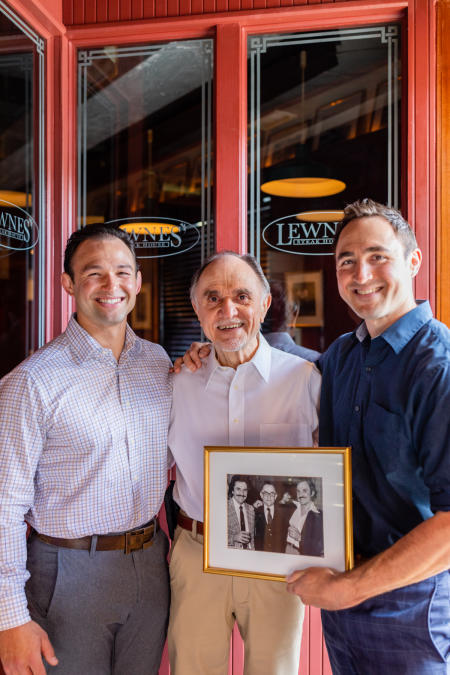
top-left (0, 224), bottom-right (172, 674)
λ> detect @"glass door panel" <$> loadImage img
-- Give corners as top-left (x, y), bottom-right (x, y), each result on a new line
top-left (78, 40), bottom-right (213, 359)
top-left (248, 26), bottom-right (401, 352)
top-left (0, 8), bottom-right (45, 377)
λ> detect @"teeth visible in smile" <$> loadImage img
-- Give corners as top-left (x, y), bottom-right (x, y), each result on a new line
top-left (218, 323), bottom-right (242, 330)
top-left (98, 298), bottom-right (122, 304)
top-left (355, 288), bottom-right (380, 295)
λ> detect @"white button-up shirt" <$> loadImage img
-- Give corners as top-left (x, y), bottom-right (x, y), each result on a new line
top-left (169, 334), bottom-right (321, 521)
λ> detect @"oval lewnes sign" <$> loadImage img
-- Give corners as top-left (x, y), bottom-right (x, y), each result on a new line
top-left (0, 199), bottom-right (39, 251)
top-left (262, 210), bottom-right (344, 256)
top-left (107, 217), bottom-right (200, 259)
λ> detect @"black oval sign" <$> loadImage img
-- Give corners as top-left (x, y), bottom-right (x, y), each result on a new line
top-left (0, 200), bottom-right (39, 251)
top-left (262, 212), bottom-right (339, 256)
top-left (106, 217), bottom-right (200, 259)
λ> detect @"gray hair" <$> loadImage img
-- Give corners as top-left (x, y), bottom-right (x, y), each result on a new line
top-left (190, 251), bottom-right (270, 304)
top-left (334, 199), bottom-right (418, 257)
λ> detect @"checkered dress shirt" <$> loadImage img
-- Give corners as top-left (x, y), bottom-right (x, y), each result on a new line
top-left (0, 316), bottom-right (172, 630)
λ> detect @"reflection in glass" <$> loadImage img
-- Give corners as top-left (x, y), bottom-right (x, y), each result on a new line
top-left (249, 26), bottom-right (401, 352)
top-left (0, 9), bottom-right (44, 377)
top-left (78, 40), bottom-right (213, 358)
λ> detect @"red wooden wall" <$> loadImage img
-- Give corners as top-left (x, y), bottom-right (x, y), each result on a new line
top-left (62, 0), bottom-right (355, 24)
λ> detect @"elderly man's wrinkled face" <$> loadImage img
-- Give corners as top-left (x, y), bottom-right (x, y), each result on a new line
top-left (191, 256), bottom-right (271, 367)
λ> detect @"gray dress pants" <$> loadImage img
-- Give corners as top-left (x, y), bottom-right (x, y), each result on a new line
top-left (26, 529), bottom-right (170, 675)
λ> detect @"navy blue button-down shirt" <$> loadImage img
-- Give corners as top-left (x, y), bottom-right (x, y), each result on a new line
top-left (318, 301), bottom-right (450, 558)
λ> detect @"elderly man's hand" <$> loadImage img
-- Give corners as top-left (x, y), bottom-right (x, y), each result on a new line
top-left (286, 567), bottom-right (358, 610)
top-left (171, 342), bottom-right (212, 373)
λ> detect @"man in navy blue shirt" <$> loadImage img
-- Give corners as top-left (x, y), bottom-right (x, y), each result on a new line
top-left (287, 199), bottom-right (450, 674)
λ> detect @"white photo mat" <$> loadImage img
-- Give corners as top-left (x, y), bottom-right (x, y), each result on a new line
top-left (204, 446), bottom-right (353, 582)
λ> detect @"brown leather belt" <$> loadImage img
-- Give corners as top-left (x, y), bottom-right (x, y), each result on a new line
top-left (177, 511), bottom-right (204, 536)
top-left (36, 520), bottom-right (158, 555)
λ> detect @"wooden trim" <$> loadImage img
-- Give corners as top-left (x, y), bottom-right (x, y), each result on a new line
top-left (215, 23), bottom-right (247, 252)
top-left (407, 0), bottom-right (436, 309)
top-left (62, 0), bottom-right (407, 24)
top-left (436, 0), bottom-right (450, 325)
top-left (52, 33), bottom-right (78, 336)
top-left (65, 1), bottom-right (407, 46)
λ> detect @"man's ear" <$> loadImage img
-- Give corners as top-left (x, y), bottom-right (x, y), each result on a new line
top-left (410, 248), bottom-right (422, 278)
top-left (136, 270), bottom-right (142, 294)
top-left (191, 298), bottom-right (199, 320)
top-left (61, 272), bottom-right (74, 297)
top-left (261, 293), bottom-right (272, 322)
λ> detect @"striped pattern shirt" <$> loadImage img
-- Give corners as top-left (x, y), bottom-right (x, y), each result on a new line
top-left (0, 316), bottom-right (172, 630)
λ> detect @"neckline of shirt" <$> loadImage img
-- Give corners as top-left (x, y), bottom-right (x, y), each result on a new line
top-left (203, 332), bottom-right (272, 389)
top-left (354, 301), bottom-right (432, 354)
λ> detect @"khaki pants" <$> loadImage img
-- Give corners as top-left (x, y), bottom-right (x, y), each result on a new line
top-left (168, 526), bottom-right (304, 675)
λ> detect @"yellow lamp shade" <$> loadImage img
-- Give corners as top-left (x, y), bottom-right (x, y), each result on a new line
top-left (261, 177), bottom-right (346, 198)
top-left (296, 210), bottom-right (344, 222)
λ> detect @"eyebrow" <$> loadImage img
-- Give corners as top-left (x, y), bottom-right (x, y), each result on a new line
top-left (202, 287), bottom-right (253, 298)
top-left (81, 262), bottom-right (134, 273)
top-left (336, 245), bottom-right (391, 261)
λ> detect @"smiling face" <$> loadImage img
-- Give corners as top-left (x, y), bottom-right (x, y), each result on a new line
top-left (232, 481), bottom-right (248, 505)
top-left (335, 216), bottom-right (422, 337)
top-left (296, 481), bottom-right (313, 506)
top-left (191, 255), bottom-right (271, 367)
top-left (61, 236), bottom-right (142, 336)
top-left (260, 484), bottom-right (277, 507)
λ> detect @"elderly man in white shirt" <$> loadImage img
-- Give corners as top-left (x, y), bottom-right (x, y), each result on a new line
top-left (167, 251), bottom-right (321, 675)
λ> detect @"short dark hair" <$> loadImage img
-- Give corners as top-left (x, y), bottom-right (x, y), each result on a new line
top-left (228, 475), bottom-right (248, 498)
top-left (64, 223), bottom-right (138, 280)
top-left (334, 199), bottom-right (418, 257)
top-left (190, 251), bottom-right (270, 304)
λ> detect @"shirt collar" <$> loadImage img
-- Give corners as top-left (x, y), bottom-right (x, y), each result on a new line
top-left (65, 314), bottom-right (139, 363)
top-left (204, 332), bottom-right (272, 389)
top-left (355, 301), bottom-right (433, 354)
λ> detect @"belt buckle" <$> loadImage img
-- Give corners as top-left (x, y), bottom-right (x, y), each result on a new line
top-left (125, 527), bottom-right (146, 555)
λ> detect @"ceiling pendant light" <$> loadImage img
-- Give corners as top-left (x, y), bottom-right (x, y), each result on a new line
top-left (260, 50), bottom-right (346, 199)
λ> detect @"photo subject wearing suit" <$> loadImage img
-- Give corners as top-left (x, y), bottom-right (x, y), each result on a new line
top-left (227, 478), bottom-right (255, 549)
top-left (254, 483), bottom-right (293, 553)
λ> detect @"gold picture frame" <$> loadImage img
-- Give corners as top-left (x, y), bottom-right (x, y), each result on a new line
top-left (204, 446), bottom-right (353, 582)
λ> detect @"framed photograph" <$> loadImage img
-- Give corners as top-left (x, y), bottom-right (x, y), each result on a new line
top-left (285, 271), bottom-right (324, 327)
top-left (204, 446), bottom-right (353, 582)
top-left (131, 282), bottom-right (152, 329)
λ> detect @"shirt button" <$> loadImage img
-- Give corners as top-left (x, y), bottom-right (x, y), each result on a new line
top-left (354, 405), bottom-right (360, 412)
top-left (234, 385), bottom-right (238, 390)
top-left (233, 418), bottom-right (239, 423)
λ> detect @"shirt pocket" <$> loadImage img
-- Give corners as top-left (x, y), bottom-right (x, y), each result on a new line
top-left (363, 402), bottom-right (408, 474)
top-left (260, 423), bottom-right (312, 447)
